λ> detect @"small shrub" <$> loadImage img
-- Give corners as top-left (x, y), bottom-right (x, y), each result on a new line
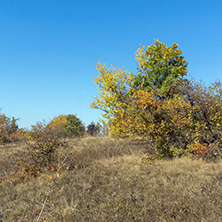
top-left (15, 121), bottom-right (67, 180)
top-left (86, 122), bottom-right (101, 136)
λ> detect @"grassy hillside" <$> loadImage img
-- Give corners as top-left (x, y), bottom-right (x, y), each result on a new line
top-left (1, 137), bottom-right (222, 221)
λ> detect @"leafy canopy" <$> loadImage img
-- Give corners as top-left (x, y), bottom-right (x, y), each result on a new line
top-left (91, 40), bottom-right (188, 123)
top-left (133, 39), bottom-right (188, 92)
top-left (91, 62), bottom-right (133, 122)
top-left (47, 114), bottom-right (85, 137)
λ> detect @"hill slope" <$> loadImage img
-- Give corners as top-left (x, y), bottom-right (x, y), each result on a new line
top-left (1, 137), bottom-right (222, 221)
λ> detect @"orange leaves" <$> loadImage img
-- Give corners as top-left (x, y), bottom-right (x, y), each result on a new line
top-left (91, 40), bottom-right (222, 161)
top-left (111, 89), bottom-right (158, 137)
top-left (111, 79), bottom-right (222, 160)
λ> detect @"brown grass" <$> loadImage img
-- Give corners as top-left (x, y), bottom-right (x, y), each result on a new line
top-left (1, 137), bottom-right (222, 221)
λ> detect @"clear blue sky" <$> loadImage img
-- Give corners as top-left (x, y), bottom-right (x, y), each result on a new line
top-left (0, 0), bottom-right (221, 129)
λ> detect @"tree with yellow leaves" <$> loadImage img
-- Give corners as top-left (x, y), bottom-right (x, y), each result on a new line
top-left (91, 40), bottom-right (188, 125)
top-left (91, 62), bottom-right (133, 123)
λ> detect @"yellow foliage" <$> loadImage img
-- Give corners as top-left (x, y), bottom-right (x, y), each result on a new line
top-left (91, 62), bottom-right (133, 123)
top-left (111, 80), bottom-right (222, 159)
top-left (47, 115), bottom-right (68, 131)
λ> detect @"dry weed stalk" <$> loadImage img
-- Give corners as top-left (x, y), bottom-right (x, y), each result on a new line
top-left (36, 152), bottom-right (72, 222)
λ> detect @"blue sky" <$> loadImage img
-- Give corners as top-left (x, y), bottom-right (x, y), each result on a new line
top-left (0, 0), bottom-right (221, 129)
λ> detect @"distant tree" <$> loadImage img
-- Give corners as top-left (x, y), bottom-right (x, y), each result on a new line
top-left (64, 114), bottom-right (85, 137)
top-left (0, 113), bottom-right (20, 144)
top-left (0, 113), bottom-right (11, 144)
top-left (86, 122), bottom-right (101, 136)
top-left (47, 114), bottom-right (85, 137)
top-left (11, 117), bottom-right (19, 133)
top-left (47, 115), bottom-right (67, 136)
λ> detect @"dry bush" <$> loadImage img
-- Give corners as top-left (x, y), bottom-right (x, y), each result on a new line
top-left (13, 121), bottom-right (68, 181)
top-left (86, 122), bottom-right (101, 136)
top-left (0, 113), bottom-right (21, 145)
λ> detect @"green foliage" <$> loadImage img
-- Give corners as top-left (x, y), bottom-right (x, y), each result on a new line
top-left (91, 40), bottom-right (188, 132)
top-left (47, 114), bottom-right (85, 138)
top-left (10, 117), bottom-right (19, 133)
top-left (64, 114), bottom-right (85, 137)
top-left (133, 39), bottom-right (188, 93)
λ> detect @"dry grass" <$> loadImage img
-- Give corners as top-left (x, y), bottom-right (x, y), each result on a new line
top-left (1, 137), bottom-right (222, 221)
top-left (0, 142), bottom-right (27, 180)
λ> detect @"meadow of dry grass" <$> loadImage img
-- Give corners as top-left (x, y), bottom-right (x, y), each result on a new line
top-left (1, 137), bottom-right (222, 221)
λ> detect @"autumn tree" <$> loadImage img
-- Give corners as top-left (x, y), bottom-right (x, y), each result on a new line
top-left (47, 114), bottom-right (68, 136)
top-left (16, 120), bottom-right (68, 179)
top-left (91, 62), bottom-right (133, 123)
top-left (47, 114), bottom-right (85, 137)
top-left (91, 40), bottom-right (188, 127)
top-left (11, 117), bottom-right (19, 133)
top-left (0, 113), bottom-right (11, 144)
top-left (0, 112), bottom-right (20, 144)
top-left (91, 40), bottom-right (222, 160)
top-left (133, 39), bottom-right (188, 93)
top-left (112, 80), bottom-right (222, 159)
